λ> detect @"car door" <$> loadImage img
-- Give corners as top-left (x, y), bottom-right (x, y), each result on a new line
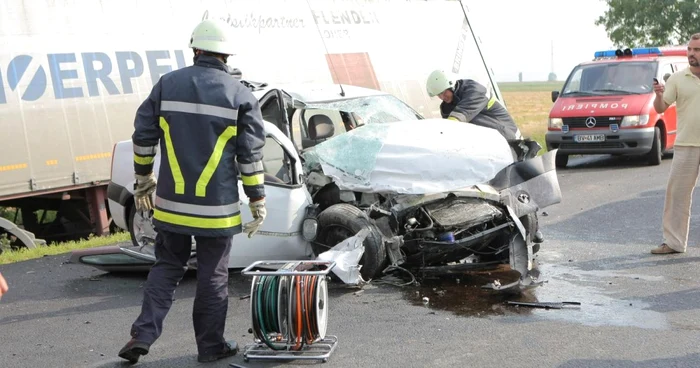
top-left (227, 119), bottom-right (315, 268)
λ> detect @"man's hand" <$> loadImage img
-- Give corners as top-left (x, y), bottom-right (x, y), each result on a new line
top-left (653, 78), bottom-right (664, 97)
top-left (652, 78), bottom-right (669, 113)
top-left (243, 198), bottom-right (266, 238)
top-left (134, 173), bottom-right (157, 213)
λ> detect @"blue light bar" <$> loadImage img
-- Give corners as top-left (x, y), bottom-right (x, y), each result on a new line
top-left (594, 47), bottom-right (662, 58)
top-left (594, 50), bottom-right (620, 58)
top-left (632, 47), bottom-right (662, 55)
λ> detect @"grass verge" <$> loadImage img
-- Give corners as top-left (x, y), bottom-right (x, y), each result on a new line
top-left (0, 231), bottom-right (130, 265)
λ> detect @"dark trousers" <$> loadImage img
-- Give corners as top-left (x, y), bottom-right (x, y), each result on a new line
top-left (129, 229), bottom-right (233, 355)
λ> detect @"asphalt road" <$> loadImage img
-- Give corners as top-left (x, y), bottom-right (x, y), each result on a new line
top-left (3, 153), bottom-right (700, 368)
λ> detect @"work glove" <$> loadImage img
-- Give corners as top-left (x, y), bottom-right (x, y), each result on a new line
top-left (134, 173), bottom-right (157, 213)
top-left (243, 198), bottom-right (266, 238)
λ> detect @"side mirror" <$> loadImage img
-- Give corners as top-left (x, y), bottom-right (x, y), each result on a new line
top-left (308, 114), bottom-right (335, 140)
top-left (551, 90), bottom-right (560, 103)
top-left (663, 73), bottom-right (671, 82)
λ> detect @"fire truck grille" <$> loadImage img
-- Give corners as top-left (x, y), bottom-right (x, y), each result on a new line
top-left (563, 116), bottom-right (624, 129)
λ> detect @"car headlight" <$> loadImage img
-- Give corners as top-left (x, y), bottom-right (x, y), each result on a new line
top-left (549, 118), bottom-right (563, 129)
top-left (302, 218), bottom-right (318, 241)
top-left (621, 114), bottom-right (650, 127)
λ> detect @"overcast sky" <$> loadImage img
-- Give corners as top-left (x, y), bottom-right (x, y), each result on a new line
top-left (464, 0), bottom-right (615, 82)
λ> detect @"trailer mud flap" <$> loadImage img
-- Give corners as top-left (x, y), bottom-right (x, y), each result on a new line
top-left (0, 217), bottom-right (46, 249)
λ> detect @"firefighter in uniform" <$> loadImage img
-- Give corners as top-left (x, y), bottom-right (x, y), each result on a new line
top-left (118, 19), bottom-right (267, 364)
top-left (425, 69), bottom-right (522, 141)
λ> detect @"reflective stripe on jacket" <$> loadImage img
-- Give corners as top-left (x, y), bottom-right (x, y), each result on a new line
top-left (132, 54), bottom-right (266, 237)
top-left (439, 79), bottom-right (521, 141)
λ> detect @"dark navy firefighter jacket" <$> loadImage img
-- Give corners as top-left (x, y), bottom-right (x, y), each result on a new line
top-left (131, 54), bottom-right (266, 238)
top-left (439, 79), bottom-right (521, 141)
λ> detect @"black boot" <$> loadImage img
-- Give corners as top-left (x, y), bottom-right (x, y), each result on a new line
top-left (118, 338), bottom-right (150, 364)
top-left (197, 340), bottom-right (239, 363)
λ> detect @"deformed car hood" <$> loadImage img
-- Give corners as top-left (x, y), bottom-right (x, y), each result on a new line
top-left (302, 119), bottom-right (515, 195)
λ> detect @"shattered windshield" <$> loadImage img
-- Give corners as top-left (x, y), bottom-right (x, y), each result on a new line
top-left (561, 61), bottom-right (657, 96)
top-left (292, 94), bottom-right (423, 150)
top-left (302, 119), bottom-right (515, 195)
top-left (303, 94), bottom-right (423, 125)
top-left (303, 122), bottom-right (390, 185)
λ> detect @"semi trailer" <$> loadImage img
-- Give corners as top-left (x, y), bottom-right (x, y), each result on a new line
top-left (0, 0), bottom-right (503, 249)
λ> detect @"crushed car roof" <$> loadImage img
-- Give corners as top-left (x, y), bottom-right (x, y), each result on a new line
top-left (302, 118), bottom-right (516, 195)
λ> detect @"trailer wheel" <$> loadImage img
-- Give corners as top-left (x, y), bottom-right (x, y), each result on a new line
top-left (313, 203), bottom-right (386, 281)
top-left (128, 205), bottom-right (156, 248)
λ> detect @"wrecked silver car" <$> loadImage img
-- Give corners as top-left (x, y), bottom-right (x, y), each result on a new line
top-left (299, 118), bottom-right (562, 288)
top-left (72, 82), bottom-right (561, 292)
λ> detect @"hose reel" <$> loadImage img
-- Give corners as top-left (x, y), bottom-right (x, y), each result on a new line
top-left (241, 260), bottom-right (338, 363)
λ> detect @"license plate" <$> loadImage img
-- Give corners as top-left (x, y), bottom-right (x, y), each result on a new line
top-left (574, 134), bottom-right (605, 143)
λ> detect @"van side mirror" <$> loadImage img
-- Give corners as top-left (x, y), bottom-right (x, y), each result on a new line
top-left (663, 73), bottom-right (671, 82)
top-left (551, 90), bottom-right (560, 103)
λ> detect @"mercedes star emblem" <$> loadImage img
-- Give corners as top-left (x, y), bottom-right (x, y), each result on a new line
top-left (585, 117), bottom-right (597, 128)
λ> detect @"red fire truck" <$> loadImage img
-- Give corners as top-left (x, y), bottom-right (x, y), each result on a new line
top-left (546, 46), bottom-right (689, 168)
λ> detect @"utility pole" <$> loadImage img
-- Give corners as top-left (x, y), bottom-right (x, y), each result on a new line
top-left (548, 40), bottom-right (557, 82)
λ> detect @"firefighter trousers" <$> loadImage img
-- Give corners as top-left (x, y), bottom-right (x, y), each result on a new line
top-left (129, 228), bottom-right (233, 355)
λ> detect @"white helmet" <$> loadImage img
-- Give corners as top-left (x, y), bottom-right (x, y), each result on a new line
top-left (426, 69), bottom-right (454, 97)
top-left (189, 19), bottom-right (236, 56)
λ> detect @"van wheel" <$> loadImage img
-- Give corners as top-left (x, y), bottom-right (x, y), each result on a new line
top-left (647, 126), bottom-right (662, 166)
top-left (555, 153), bottom-right (568, 168)
top-left (313, 203), bottom-right (387, 281)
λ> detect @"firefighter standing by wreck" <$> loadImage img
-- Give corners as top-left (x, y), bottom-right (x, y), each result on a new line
top-left (425, 69), bottom-right (522, 141)
top-left (117, 19), bottom-right (267, 364)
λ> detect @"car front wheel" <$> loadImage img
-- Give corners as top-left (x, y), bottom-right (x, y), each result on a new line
top-left (313, 203), bottom-right (387, 281)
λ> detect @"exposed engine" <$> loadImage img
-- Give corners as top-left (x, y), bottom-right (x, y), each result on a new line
top-left (388, 196), bottom-right (514, 267)
top-left (306, 171), bottom-right (519, 269)
top-left (399, 196), bottom-right (506, 242)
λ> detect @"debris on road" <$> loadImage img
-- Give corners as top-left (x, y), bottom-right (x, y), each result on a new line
top-left (507, 301), bottom-right (581, 309)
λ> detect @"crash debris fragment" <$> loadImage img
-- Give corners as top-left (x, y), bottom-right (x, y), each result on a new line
top-left (507, 301), bottom-right (581, 309)
top-left (315, 228), bottom-right (370, 285)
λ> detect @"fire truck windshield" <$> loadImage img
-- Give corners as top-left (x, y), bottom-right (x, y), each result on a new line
top-left (561, 61), bottom-right (657, 96)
